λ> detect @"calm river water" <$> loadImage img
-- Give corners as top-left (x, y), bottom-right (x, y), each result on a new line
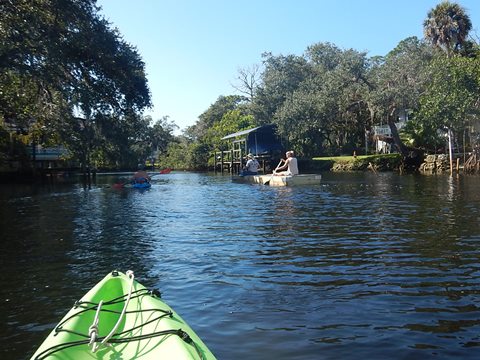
top-left (1, 171), bottom-right (479, 359)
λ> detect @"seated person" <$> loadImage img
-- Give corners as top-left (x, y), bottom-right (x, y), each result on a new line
top-left (240, 153), bottom-right (260, 176)
top-left (132, 164), bottom-right (151, 183)
top-left (274, 151), bottom-right (299, 176)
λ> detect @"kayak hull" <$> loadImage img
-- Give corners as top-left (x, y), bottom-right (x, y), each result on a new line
top-left (30, 271), bottom-right (216, 360)
top-left (122, 182), bottom-right (151, 189)
top-left (132, 182), bottom-right (151, 189)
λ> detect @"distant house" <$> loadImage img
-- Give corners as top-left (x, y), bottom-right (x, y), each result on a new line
top-left (1, 120), bottom-right (72, 171)
top-left (215, 124), bottom-right (284, 174)
top-left (28, 145), bottom-right (71, 169)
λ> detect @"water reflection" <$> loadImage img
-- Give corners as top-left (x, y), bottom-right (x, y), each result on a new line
top-left (1, 172), bottom-right (480, 359)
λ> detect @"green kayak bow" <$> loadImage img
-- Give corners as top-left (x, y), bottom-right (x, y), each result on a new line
top-left (30, 270), bottom-right (216, 360)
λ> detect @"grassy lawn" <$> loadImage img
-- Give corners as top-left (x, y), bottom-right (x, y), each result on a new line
top-left (313, 153), bottom-right (399, 161)
top-left (309, 153), bottom-right (401, 171)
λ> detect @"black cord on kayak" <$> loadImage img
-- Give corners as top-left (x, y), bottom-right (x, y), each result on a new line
top-left (64, 288), bottom-right (152, 329)
top-left (177, 329), bottom-right (193, 343)
top-left (34, 329), bottom-right (206, 360)
top-left (32, 339), bottom-right (90, 360)
top-left (150, 288), bottom-right (162, 298)
top-left (56, 308), bottom-right (173, 338)
top-left (39, 289), bottom-right (207, 360)
top-left (73, 288), bottom-right (150, 309)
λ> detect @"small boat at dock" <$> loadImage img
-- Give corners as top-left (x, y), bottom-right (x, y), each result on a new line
top-left (232, 174), bottom-right (321, 187)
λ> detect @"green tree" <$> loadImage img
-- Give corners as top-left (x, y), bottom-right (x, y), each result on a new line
top-left (204, 109), bottom-right (255, 151)
top-left (187, 95), bottom-right (248, 141)
top-left (151, 116), bottom-right (178, 156)
top-left (251, 52), bottom-right (311, 125)
top-left (416, 56), bottom-right (480, 148)
top-left (270, 43), bottom-right (371, 157)
top-left (366, 37), bottom-right (433, 161)
top-left (178, 95), bottom-right (252, 169)
top-left (0, 0), bottom-right (151, 173)
top-left (163, 137), bottom-right (210, 171)
top-left (422, 1), bottom-right (475, 172)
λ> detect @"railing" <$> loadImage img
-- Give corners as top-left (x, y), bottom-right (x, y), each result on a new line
top-left (373, 121), bottom-right (406, 136)
top-left (213, 149), bottom-right (271, 175)
top-left (213, 149), bottom-right (244, 174)
top-left (28, 146), bottom-right (69, 161)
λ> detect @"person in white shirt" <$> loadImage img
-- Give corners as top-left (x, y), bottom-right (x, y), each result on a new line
top-left (241, 153), bottom-right (260, 175)
top-left (274, 151), bottom-right (299, 176)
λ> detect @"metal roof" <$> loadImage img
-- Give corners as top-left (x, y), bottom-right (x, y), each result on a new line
top-left (221, 126), bottom-right (262, 140)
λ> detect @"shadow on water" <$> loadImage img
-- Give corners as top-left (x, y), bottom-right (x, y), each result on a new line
top-left (1, 171), bottom-right (480, 359)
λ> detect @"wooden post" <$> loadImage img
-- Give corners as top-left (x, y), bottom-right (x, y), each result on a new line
top-left (221, 151), bottom-right (224, 174)
top-left (213, 152), bottom-right (217, 174)
top-left (448, 128), bottom-right (453, 176)
top-left (239, 147), bottom-right (243, 175)
top-left (31, 137), bottom-right (37, 178)
top-left (456, 158), bottom-right (460, 172)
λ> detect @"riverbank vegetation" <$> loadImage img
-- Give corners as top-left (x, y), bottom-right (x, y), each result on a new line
top-left (1, 1), bottom-right (479, 175)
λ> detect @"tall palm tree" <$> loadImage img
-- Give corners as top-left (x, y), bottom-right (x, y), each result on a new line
top-left (423, 1), bottom-right (473, 175)
top-left (423, 1), bottom-right (472, 58)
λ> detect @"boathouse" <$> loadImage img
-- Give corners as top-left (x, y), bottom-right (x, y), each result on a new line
top-left (214, 124), bottom-right (284, 174)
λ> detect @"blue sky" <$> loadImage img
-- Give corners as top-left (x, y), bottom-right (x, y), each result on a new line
top-left (97, 0), bottom-right (480, 133)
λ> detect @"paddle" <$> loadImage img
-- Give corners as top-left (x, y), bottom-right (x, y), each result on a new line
top-left (112, 180), bottom-right (130, 189)
top-left (263, 159), bottom-right (284, 185)
top-left (150, 168), bottom-right (172, 179)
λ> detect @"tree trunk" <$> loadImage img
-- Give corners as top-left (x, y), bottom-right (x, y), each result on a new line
top-left (387, 112), bottom-right (424, 172)
top-left (387, 113), bottom-right (408, 157)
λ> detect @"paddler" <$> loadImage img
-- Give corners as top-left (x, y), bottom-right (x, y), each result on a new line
top-left (273, 150), bottom-right (299, 176)
top-left (132, 163), bottom-right (151, 184)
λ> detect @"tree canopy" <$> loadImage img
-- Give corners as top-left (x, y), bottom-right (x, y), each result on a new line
top-left (1, 0), bottom-right (479, 173)
top-left (0, 0), bottom-right (162, 171)
top-left (423, 0), bottom-right (472, 57)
